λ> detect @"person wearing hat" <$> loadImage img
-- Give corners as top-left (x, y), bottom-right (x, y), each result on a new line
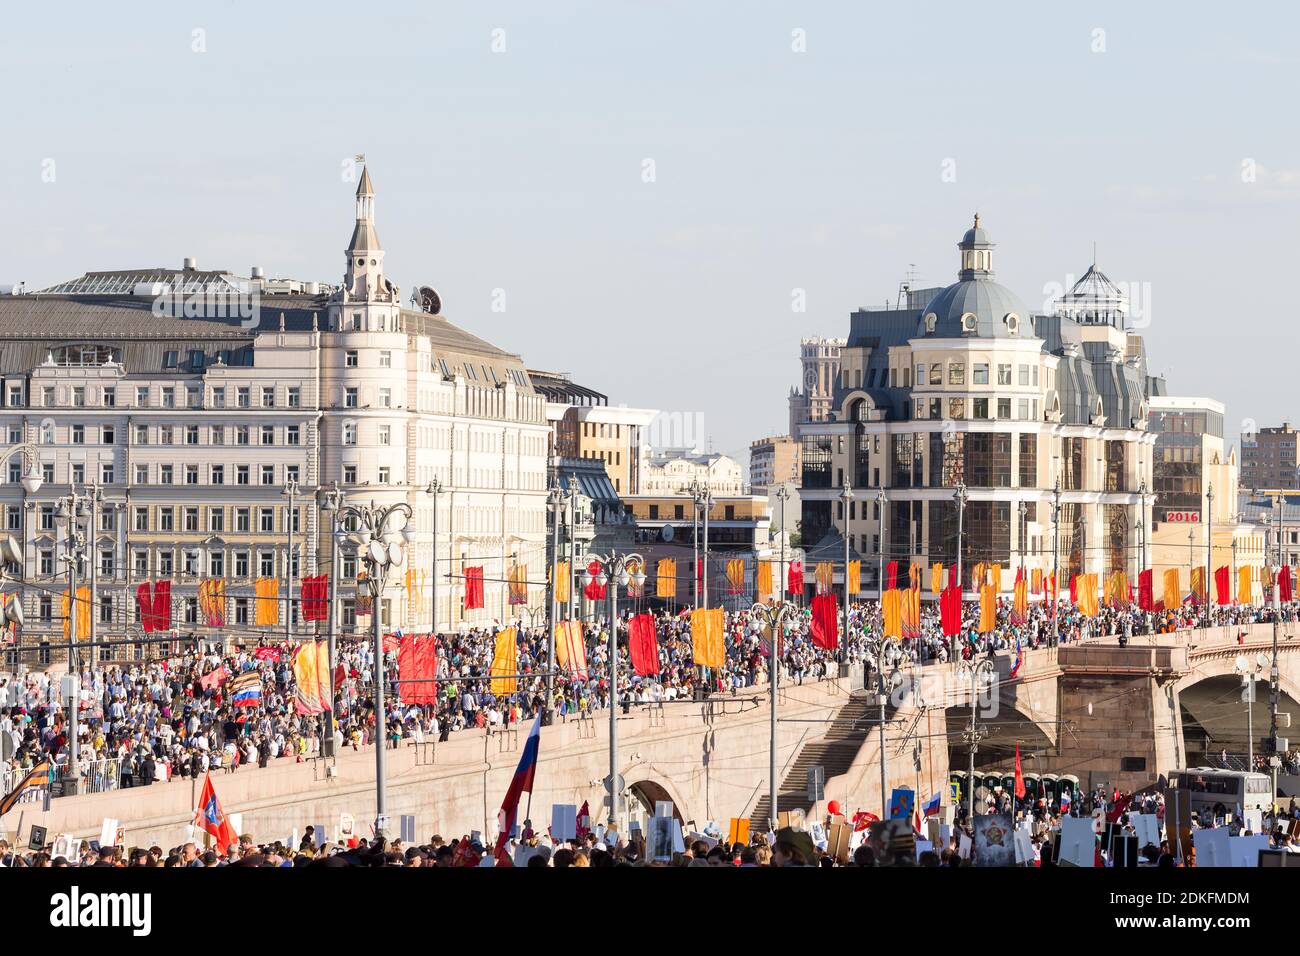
top-left (772, 827), bottom-right (816, 866)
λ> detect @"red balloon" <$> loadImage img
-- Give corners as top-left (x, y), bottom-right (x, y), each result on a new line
top-left (827, 800), bottom-right (842, 816)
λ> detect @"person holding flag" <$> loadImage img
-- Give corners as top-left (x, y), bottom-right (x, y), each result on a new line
top-left (194, 771), bottom-right (238, 856)
top-left (493, 711), bottom-right (543, 866)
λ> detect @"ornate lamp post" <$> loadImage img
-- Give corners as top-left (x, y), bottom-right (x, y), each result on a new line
top-left (751, 599), bottom-right (798, 831)
top-left (957, 657), bottom-right (997, 822)
top-left (424, 478), bottom-right (442, 634)
top-left (864, 636), bottom-right (909, 817)
top-left (578, 550), bottom-right (645, 827)
top-left (334, 498), bottom-right (416, 836)
top-left (282, 476), bottom-right (300, 647)
top-left (55, 486), bottom-right (96, 793)
top-left (954, 482), bottom-right (969, 597)
top-left (839, 477), bottom-right (853, 676)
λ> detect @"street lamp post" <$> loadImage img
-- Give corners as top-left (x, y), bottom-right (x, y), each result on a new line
top-left (579, 550), bottom-right (645, 828)
top-left (1206, 483), bottom-right (1214, 629)
top-left (1018, 499), bottom-right (1027, 581)
top-left (55, 487), bottom-right (94, 794)
top-left (1138, 478), bottom-right (1149, 572)
top-left (954, 482), bottom-right (969, 597)
top-left (425, 478), bottom-right (442, 634)
top-left (283, 477), bottom-right (299, 648)
top-left (1052, 478), bottom-right (1062, 643)
top-left (865, 637), bottom-right (908, 816)
top-left (544, 481), bottom-right (565, 724)
top-left (1235, 653), bottom-right (1269, 769)
top-left (334, 498), bottom-right (416, 837)
top-left (566, 475), bottom-right (579, 622)
top-left (776, 484), bottom-right (790, 607)
top-left (317, 482), bottom-right (346, 754)
top-left (957, 657), bottom-right (996, 823)
top-left (839, 478), bottom-right (853, 676)
top-left (752, 599), bottom-right (798, 831)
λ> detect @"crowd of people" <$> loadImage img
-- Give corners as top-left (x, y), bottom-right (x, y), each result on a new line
top-left (1, 589), bottom-right (1295, 811)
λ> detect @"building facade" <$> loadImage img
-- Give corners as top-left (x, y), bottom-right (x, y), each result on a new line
top-left (787, 336), bottom-right (845, 438)
top-left (638, 449), bottom-right (745, 497)
top-left (1241, 422), bottom-right (1300, 491)
top-left (0, 167), bottom-right (550, 667)
top-left (748, 434), bottom-right (800, 494)
top-left (798, 217), bottom-right (1156, 593)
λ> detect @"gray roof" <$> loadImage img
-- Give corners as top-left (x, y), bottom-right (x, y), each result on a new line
top-left (918, 278), bottom-right (1032, 340)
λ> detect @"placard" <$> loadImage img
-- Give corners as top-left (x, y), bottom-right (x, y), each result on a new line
top-left (338, 813), bottom-right (356, 842)
top-left (1228, 834), bottom-right (1269, 868)
top-left (972, 813), bottom-right (1014, 866)
top-left (827, 822), bottom-right (851, 863)
top-left (777, 808), bottom-right (806, 831)
top-left (889, 788), bottom-right (915, 821)
top-left (957, 833), bottom-right (972, 860)
top-left (1058, 817), bottom-right (1096, 867)
top-left (915, 839), bottom-right (934, 859)
top-left (1110, 834), bottom-right (1139, 868)
top-left (1192, 827), bottom-right (1230, 867)
top-left (728, 817), bottom-right (750, 847)
top-left (654, 800), bottom-right (674, 819)
top-left (1129, 812), bottom-right (1160, 849)
top-left (1012, 827), bottom-right (1035, 864)
top-left (228, 813), bottom-right (242, 839)
top-left (550, 805), bottom-right (577, 842)
top-left (28, 824), bottom-right (47, 850)
top-left (99, 818), bottom-right (119, 849)
top-left (809, 821), bottom-right (827, 849)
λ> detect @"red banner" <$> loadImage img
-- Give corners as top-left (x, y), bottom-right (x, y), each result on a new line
top-left (810, 594), bottom-right (838, 650)
top-left (628, 613), bottom-right (659, 676)
top-left (464, 567), bottom-right (484, 610)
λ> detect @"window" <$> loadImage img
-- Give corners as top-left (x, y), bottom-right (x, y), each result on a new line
top-left (260, 508), bottom-right (275, 533)
top-left (134, 551), bottom-right (148, 576)
top-left (236, 426), bottom-right (250, 445)
top-left (184, 508), bottom-right (199, 532)
top-left (163, 350), bottom-right (178, 369)
top-left (7, 385), bottom-right (21, 406)
top-left (213, 387), bottom-right (226, 408)
top-left (187, 388), bottom-right (200, 408)
top-left (261, 465), bottom-right (274, 485)
top-left (40, 551), bottom-right (54, 577)
top-left (161, 388), bottom-right (175, 408)
top-left (379, 351), bottom-right (392, 368)
top-left (134, 464), bottom-right (149, 484)
top-left (40, 506), bottom-right (55, 531)
top-left (212, 425), bottom-right (225, 445)
top-left (1017, 398), bottom-right (1029, 420)
top-left (343, 465), bottom-right (357, 483)
top-left (973, 398), bottom-right (989, 419)
top-left (261, 386), bottom-right (275, 407)
top-left (160, 464), bottom-right (173, 484)
top-left (378, 425), bottom-right (390, 446)
top-left (101, 425), bottom-right (115, 444)
top-left (234, 598), bottom-right (249, 625)
top-left (237, 387), bottom-right (251, 408)
top-left (259, 552), bottom-right (274, 577)
top-left (1018, 365), bottom-right (1030, 386)
top-left (70, 463), bottom-right (84, 484)
top-left (211, 464), bottom-right (224, 485)
top-left (210, 508), bottom-right (225, 533)
top-left (134, 507), bottom-right (148, 531)
top-left (948, 363), bottom-right (964, 385)
top-left (158, 551), bottom-right (173, 576)
top-left (378, 466), bottom-right (391, 484)
top-left (100, 463), bottom-right (114, 484)
top-left (287, 387), bottom-right (300, 408)
top-left (71, 425), bottom-right (85, 444)
top-left (103, 387), bottom-right (115, 408)
top-left (973, 363), bottom-right (989, 385)
top-left (345, 350), bottom-right (358, 367)
top-left (261, 425), bottom-right (275, 445)
top-left (185, 464), bottom-right (199, 485)
top-left (136, 386), bottom-right (149, 406)
top-left (236, 508), bottom-right (251, 532)
top-left (286, 425), bottom-right (300, 446)
top-left (948, 398), bottom-right (965, 419)
top-left (343, 422), bottom-right (356, 445)
top-left (998, 364), bottom-right (1012, 386)
top-left (189, 350), bottom-right (204, 371)
top-left (915, 364), bottom-right (925, 385)
top-left (997, 398), bottom-right (1011, 419)
top-left (379, 388), bottom-right (392, 408)
top-left (345, 388), bottom-right (358, 408)
top-left (160, 426), bottom-right (174, 445)
top-left (134, 424), bottom-right (149, 445)
top-left (159, 507), bottom-right (174, 532)
top-left (341, 599), bottom-right (356, 628)
top-left (5, 460), bottom-right (16, 483)
top-left (41, 386), bottom-right (54, 406)
top-left (99, 551), bottom-right (114, 578)
top-left (236, 465), bottom-right (250, 485)
top-left (235, 550), bottom-right (249, 576)
top-left (72, 386), bottom-right (86, 407)
top-left (186, 425), bottom-right (199, 445)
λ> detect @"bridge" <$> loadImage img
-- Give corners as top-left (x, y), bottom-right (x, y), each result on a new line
top-left (15, 620), bottom-right (1300, 847)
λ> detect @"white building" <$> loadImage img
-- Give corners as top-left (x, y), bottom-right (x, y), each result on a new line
top-left (0, 167), bottom-right (550, 666)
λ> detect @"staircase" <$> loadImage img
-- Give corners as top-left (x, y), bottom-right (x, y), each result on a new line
top-left (750, 694), bottom-right (874, 827)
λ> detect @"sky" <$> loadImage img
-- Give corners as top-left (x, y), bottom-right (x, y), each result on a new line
top-left (3, 0), bottom-right (1298, 467)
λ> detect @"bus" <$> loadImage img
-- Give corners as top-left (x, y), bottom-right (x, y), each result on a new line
top-left (1170, 768), bottom-right (1274, 821)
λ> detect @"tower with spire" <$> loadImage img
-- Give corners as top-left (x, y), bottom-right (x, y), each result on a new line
top-left (957, 212), bottom-right (995, 280)
top-left (330, 164), bottom-right (400, 331)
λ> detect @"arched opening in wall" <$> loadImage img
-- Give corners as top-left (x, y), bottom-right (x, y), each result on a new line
top-left (627, 780), bottom-right (685, 835)
top-left (944, 702), bottom-right (1055, 805)
top-left (1178, 674), bottom-right (1300, 770)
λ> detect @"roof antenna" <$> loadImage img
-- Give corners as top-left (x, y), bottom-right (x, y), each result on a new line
top-left (1092, 241), bottom-right (1097, 267)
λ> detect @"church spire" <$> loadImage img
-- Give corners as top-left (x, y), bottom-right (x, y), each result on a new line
top-left (344, 164), bottom-right (385, 299)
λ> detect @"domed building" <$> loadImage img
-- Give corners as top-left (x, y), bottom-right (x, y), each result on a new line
top-left (796, 216), bottom-right (1157, 595)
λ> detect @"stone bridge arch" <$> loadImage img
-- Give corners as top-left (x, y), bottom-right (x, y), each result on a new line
top-left (1177, 647), bottom-right (1300, 766)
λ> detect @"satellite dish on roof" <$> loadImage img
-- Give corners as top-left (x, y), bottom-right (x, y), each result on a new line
top-left (417, 285), bottom-right (442, 315)
top-left (661, 525), bottom-right (675, 542)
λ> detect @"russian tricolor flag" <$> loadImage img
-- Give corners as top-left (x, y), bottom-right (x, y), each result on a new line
top-left (494, 712), bottom-right (543, 865)
top-left (1059, 790), bottom-right (1072, 813)
top-left (923, 792), bottom-right (941, 817)
top-left (1008, 638), bottom-right (1023, 679)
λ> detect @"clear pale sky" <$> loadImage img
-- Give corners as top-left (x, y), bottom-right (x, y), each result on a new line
top-left (3, 1), bottom-right (1295, 466)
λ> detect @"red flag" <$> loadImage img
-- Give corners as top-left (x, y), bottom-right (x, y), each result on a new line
top-left (1106, 793), bottom-right (1131, 824)
top-left (1214, 566), bottom-right (1231, 606)
top-left (787, 560), bottom-right (803, 596)
top-left (301, 575), bottom-right (329, 622)
top-left (940, 583), bottom-right (962, 637)
top-left (810, 594), bottom-right (838, 650)
top-left (136, 583), bottom-right (154, 632)
top-left (1137, 569), bottom-right (1153, 611)
top-left (464, 567), bottom-right (485, 610)
top-left (1013, 744), bottom-right (1026, 799)
top-left (199, 666), bottom-right (227, 691)
top-left (851, 810), bottom-right (879, 832)
top-left (886, 561), bottom-right (898, 591)
top-left (152, 580), bottom-right (171, 632)
top-left (1069, 575), bottom-right (1078, 604)
top-left (627, 613), bottom-right (659, 676)
top-left (583, 560), bottom-right (607, 601)
top-left (1282, 566), bottom-right (1293, 603)
top-left (194, 772), bottom-right (239, 855)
